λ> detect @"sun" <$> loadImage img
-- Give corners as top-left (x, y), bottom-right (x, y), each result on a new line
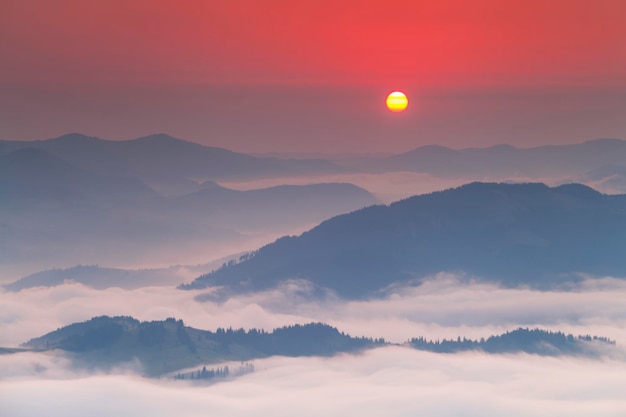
top-left (386, 91), bottom-right (408, 112)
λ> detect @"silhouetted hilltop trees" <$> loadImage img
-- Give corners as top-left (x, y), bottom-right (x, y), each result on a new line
top-left (409, 328), bottom-right (615, 356)
top-left (17, 316), bottom-right (618, 378)
top-left (22, 316), bottom-right (380, 376)
top-left (175, 363), bottom-right (255, 381)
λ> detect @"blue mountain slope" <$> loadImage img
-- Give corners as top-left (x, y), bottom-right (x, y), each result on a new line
top-left (183, 182), bottom-right (626, 297)
top-left (0, 147), bottom-right (156, 203)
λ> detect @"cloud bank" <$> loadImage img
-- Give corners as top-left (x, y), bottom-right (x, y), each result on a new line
top-left (2, 273), bottom-right (626, 347)
top-left (2, 347), bottom-right (626, 417)
top-left (2, 273), bottom-right (626, 416)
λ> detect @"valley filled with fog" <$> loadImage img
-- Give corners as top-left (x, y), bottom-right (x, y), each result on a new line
top-left (3, 135), bottom-right (626, 416)
top-left (4, 2), bottom-right (626, 415)
top-left (2, 274), bottom-right (626, 416)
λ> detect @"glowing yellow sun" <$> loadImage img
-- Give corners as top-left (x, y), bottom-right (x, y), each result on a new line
top-left (386, 91), bottom-right (408, 112)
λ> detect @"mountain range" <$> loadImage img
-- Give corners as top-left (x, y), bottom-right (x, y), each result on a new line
top-left (183, 182), bottom-right (626, 298)
top-left (3, 265), bottom-right (187, 291)
top-left (4, 134), bottom-right (626, 186)
top-left (4, 133), bottom-right (626, 280)
top-left (0, 133), bottom-right (342, 186)
top-left (0, 141), bottom-right (377, 277)
top-left (377, 138), bottom-right (626, 180)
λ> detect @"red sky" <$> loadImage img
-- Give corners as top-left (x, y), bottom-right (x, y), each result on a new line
top-left (1, 0), bottom-right (625, 153)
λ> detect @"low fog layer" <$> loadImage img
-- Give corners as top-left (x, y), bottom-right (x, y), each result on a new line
top-left (2, 347), bottom-right (625, 417)
top-left (220, 164), bottom-right (626, 205)
top-left (3, 274), bottom-right (626, 348)
top-left (0, 232), bottom-right (277, 285)
top-left (220, 171), bottom-right (595, 204)
top-left (3, 271), bottom-right (626, 416)
top-left (220, 171), bottom-right (471, 204)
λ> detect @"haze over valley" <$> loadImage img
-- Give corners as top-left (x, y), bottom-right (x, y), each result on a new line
top-left (4, 135), bottom-right (626, 416)
top-left (5, 133), bottom-right (626, 280)
top-left (3, 1), bottom-right (626, 416)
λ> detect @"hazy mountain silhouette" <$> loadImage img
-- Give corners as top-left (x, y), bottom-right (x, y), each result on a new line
top-left (6, 134), bottom-right (626, 187)
top-left (0, 147), bottom-right (156, 203)
top-left (162, 182), bottom-right (378, 230)
top-left (184, 182), bottom-right (626, 298)
top-left (3, 254), bottom-right (252, 291)
top-left (3, 265), bottom-right (186, 291)
top-left (573, 165), bottom-right (626, 193)
top-left (379, 138), bottom-right (626, 178)
top-left (0, 144), bottom-right (377, 276)
top-left (0, 133), bottom-right (342, 187)
top-left (0, 147), bottom-right (230, 270)
top-left (4, 135), bottom-right (626, 184)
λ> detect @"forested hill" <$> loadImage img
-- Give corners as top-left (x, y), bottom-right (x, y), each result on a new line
top-left (17, 316), bottom-right (617, 377)
top-left (409, 328), bottom-right (615, 356)
top-left (183, 182), bottom-right (626, 298)
top-left (22, 316), bottom-right (380, 376)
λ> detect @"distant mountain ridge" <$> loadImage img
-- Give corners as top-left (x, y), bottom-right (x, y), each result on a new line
top-left (0, 142), bottom-right (377, 275)
top-left (381, 138), bottom-right (626, 178)
top-left (0, 133), bottom-right (342, 183)
top-left (183, 182), bottom-right (626, 297)
top-left (3, 265), bottom-right (186, 291)
top-left (4, 134), bottom-right (626, 183)
top-left (17, 316), bottom-right (616, 377)
top-left (5, 133), bottom-right (626, 278)
top-left (0, 147), bottom-right (156, 203)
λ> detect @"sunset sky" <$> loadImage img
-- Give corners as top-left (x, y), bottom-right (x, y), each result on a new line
top-left (1, 0), bottom-right (625, 153)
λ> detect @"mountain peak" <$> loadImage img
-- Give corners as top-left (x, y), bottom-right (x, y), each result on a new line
top-left (131, 133), bottom-right (190, 144)
top-left (50, 133), bottom-right (102, 143)
top-left (554, 183), bottom-right (603, 199)
top-left (581, 137), bottom-right (625, 146)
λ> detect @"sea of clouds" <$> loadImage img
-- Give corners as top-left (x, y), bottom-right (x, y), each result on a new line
top-left (2, 346), bottom-right (626, 417)
top-left (2, 272), bottom-right (626, 416)
top-left (3, 273), bottom-right (626, 347)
